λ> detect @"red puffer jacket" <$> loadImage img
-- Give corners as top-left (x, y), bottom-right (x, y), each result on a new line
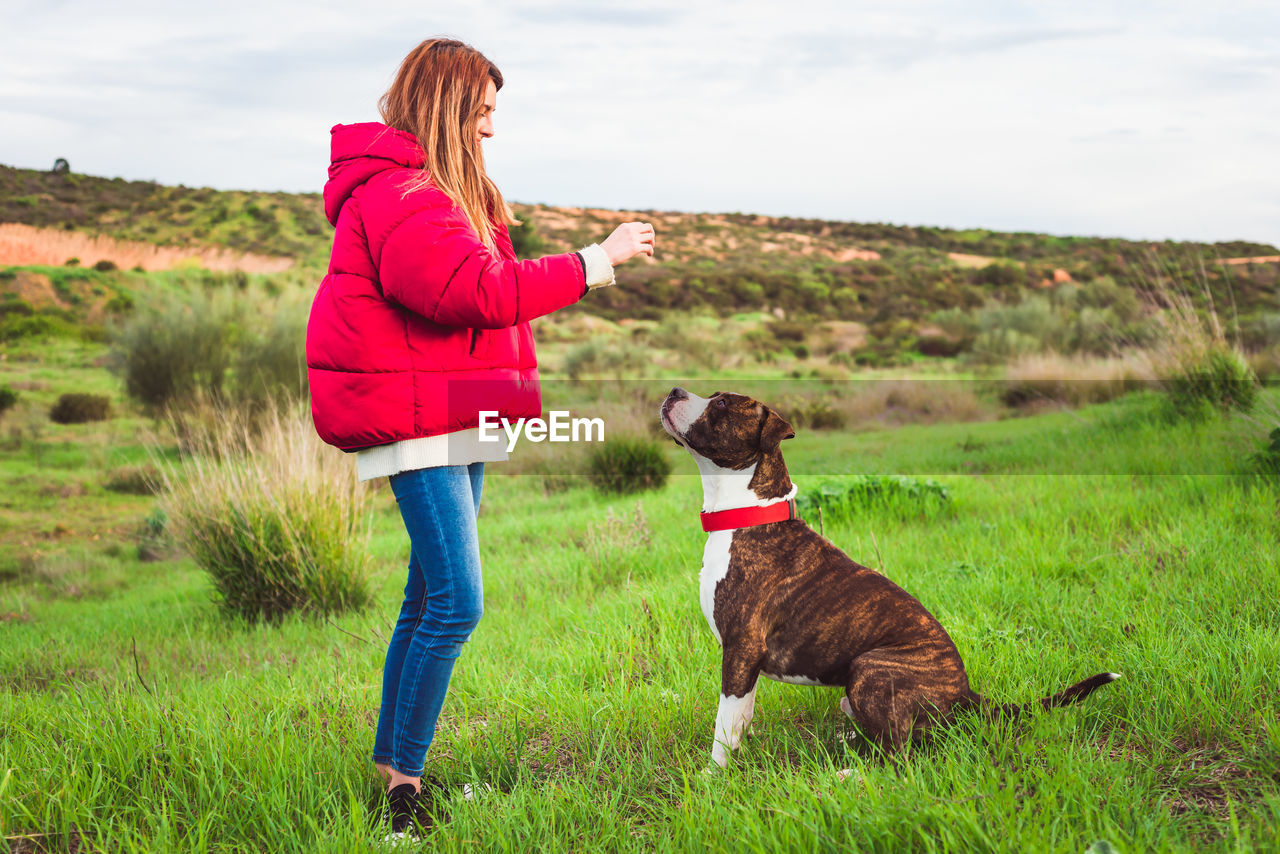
top-left (306, 122), bottom-right (587, 451)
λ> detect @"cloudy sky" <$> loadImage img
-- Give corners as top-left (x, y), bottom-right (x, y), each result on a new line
top-left (3, 0), bottom-right (1278, 245)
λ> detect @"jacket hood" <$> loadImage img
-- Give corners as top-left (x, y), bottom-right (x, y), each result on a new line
top-left (324, 122), bottom-right (424, 226)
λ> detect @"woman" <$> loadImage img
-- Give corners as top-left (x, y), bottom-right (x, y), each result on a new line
top-left (305, 37), bottom-right (655, 837)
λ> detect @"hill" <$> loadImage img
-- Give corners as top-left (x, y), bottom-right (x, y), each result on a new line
top-left (3, 163), bottom-right (1278, 366)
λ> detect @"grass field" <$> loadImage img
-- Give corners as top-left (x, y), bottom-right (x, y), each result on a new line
top-left (2, 356), bottom-right (1279, 851)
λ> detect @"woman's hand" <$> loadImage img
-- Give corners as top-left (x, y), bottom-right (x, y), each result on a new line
top-left (601, 222), bottom-right (656, 265)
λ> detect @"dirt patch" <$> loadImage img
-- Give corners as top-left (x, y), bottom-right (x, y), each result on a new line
top-left (830, 247), bottom-right (882, 262)
top-left (4, 828), bottom-right (88, 854)
top-left (1222, 255), bottom-right (1280, 265)
top-left (1096, 725), bottom-right (1274, 836)
top-left (0, 223), bottom-right (294, 273)
top-left (1159, 735), bottom-right (1264, 820)
top-left (5, 661), bottom-right (105, 693)
top-left (948, 252), bottom-right (1009, 268)
top-left (820, 320), bottom-right (868, 352)
top-left (7, 270), bottom-right (65, 310)
top-left (37, 480), bottom-right (88, 499)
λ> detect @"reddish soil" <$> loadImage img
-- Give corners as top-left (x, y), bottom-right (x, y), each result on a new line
top-left (0, 223), bottom-right (294, 273)
top-left (1221, 255), bottom-right (1280, 265)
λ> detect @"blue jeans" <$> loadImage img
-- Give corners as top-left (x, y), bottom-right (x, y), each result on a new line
top-left (372, 463), bottom-right (485, 777)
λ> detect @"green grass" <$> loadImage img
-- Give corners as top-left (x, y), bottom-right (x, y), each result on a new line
top-left (2, 374), bottom-right (1278, 851)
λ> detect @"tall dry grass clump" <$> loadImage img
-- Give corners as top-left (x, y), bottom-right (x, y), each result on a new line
top-left (1001, 353), bottom-right (1155, 409)
top-left (150, 397), bottom-right (373, 622)
top-left (835, 380), bottom-right (989, 427)
top-left (1137, 257), bottom-right (1258, 416)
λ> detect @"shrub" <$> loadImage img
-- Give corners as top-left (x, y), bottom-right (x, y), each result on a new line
top-left (587, 435), bottom-right (672, 494)
top-left (563, 338), bottom-right (651, 381)
top-left (79, 324), bottom-right (109, 344)
top-left (230, 295), bottom-right (309, 411)
top-left (93, 260), bottom-right (117, 272)
top-left (645, 314), bottom-right (721, 369)
top-left (767, 319), bottom-right (809, 342)
top-left (49, 393), bottom-right (112, 424)
top-left (105, 293), bottom-right (135, 313)
top-left (970, 328), bottom-right (1041, 363)
top-left (151, 399), bottom-right (374, 622)
top-left (507, 216), bottom-right (546, 259)
top-left (0, 294), bottom-right (33, 317)
top-left (1068, 306), bottom-right (1120, 355)
top-left (104, 464), bottom-right (161, 495)
top-left (135, 506), bottom-right (175, 562)
top-left (796, 476), bottom-right (951, 523)
top-left (974, 262), bottom-right (1025, 288)
top-left (1241, 313), bottom-right (1280, 352)
top-left (1, 313), bottom-right (79, 342)
top-left (108, 287), bottom-right (243, 413)
top-left (1139, 266), bottom-right (1258, 417)
top-left (1167, 348), bottom-right (1257, 415)
top-left (916, 334), bottom-right (966, 357)
top-left (0, 385), bottom-right (17, 421)
top-left (779, 395), bottom-right (845, 430)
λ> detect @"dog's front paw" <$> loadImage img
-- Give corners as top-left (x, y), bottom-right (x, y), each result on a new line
top-left (702, 758), bottom-right (727, 777)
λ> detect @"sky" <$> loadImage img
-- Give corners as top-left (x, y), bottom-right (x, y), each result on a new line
top-left (2, 0), bottom-right (1278, 246)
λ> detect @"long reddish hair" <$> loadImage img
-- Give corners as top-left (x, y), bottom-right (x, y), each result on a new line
top-left (379, 38), bottom-right (517, 249)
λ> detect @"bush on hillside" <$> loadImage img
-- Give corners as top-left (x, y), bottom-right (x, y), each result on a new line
top-left (49, 393), bottom-right (111, 424)
top-left (1, 311), bottom-right (80, 342)
top-left (587, 435), bottom-right (672, 495)
top-left (110, 281), bottom-right (309, 415)
top-left (507, 216), bottom-right (546, 259)
top-left (110, 289), bottom-right (240, 412)
top-left (0, 385), bottom-right (17, 426)
top-left (1240, 313), bottom-right (1280, 352)
top-left (643, 314), bottom-right (721, 369)
top-left (564, 338), bottom-right (652, 381)
top-left (779, 395), bottom-right (845, 430)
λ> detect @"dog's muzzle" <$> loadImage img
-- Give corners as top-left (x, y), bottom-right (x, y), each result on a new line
top-left (661, 387), bottom-right (689, 437)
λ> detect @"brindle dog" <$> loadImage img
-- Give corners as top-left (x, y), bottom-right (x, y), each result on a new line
top-left (660, 387), bottom-right (1118, 768)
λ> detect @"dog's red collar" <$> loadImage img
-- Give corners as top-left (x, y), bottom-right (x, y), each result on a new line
top-left (700, 498), bottom-right (798, 532)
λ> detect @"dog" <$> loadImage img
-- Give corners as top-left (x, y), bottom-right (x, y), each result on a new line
top-left (659, 387), bottom-right (1119, 768)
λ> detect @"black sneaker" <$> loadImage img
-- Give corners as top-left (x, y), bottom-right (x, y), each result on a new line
top-left (382, 782), bottom-right (430, 844)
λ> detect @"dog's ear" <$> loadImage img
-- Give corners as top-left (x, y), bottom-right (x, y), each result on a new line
top-left (759, 406), bottom-right (795, 451)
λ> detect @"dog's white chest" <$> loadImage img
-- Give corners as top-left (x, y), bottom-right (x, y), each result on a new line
top-left (700, 531), bottom-right (733, 644)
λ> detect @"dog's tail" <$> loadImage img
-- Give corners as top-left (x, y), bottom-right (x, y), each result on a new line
top-left (966, 672), bottom-right (1121, 720)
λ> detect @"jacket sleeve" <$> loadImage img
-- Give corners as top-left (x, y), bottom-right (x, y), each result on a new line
top-left (377, 206), bottom-right (587, 329)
